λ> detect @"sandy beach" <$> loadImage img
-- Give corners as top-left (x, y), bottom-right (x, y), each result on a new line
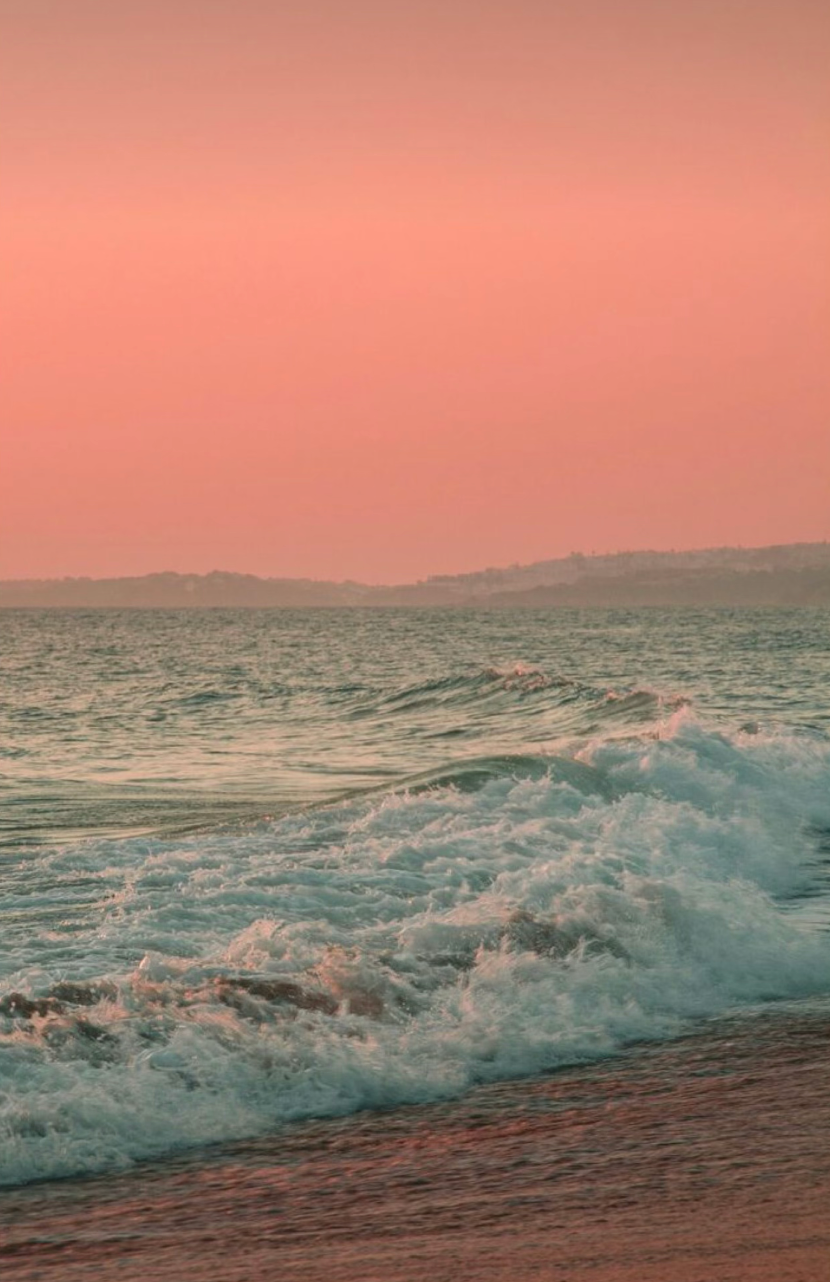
top-left (2, 1005), bottom-right (828, 1282)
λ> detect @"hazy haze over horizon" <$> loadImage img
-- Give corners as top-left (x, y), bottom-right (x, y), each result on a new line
top-left (2, 1), bottom-right (828, 584)
top-left (2, 538), bottom-right (830, 589)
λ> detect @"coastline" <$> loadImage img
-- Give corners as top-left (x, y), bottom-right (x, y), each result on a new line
top-left (3, 1003), bottom-right (829, 1281)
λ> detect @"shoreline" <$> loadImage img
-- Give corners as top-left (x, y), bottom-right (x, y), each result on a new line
top-left (2, 1004), bottom-right (829, 1281)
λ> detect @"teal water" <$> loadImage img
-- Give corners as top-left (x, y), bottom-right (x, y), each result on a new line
top-left (1, 608), bottom-right (829, 1186)
top-left (3, 608), bottom-right (828, 845)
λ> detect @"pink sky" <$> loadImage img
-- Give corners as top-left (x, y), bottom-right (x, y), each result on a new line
top-left (2, 0), bottom-right (828, 583)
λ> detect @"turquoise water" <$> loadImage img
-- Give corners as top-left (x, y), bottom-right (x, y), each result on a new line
top-left (1, 608), bottom-right (829, 1186)
top-left (4, 608), bottom-right (828, 845)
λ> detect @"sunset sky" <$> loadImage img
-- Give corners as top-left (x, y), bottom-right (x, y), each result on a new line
top-left (2, 0), bottom-right (828, 583)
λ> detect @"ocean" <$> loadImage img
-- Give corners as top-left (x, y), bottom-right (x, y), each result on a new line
top-left (1, 606), bottom-right (829, 1250)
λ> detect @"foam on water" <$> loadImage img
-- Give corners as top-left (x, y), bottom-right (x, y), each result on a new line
top-left (2, 708), bottom-right (829, 1187)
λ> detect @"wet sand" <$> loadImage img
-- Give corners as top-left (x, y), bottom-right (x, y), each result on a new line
top-left (2, 1006), bottom-right (829, 1281)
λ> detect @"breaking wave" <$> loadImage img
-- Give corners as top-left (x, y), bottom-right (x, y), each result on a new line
top-left (2, 708), bottom-right (829, 1186)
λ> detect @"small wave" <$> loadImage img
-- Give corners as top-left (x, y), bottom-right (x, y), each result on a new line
top-left (369, 665), bottom-right (574, 713)
top-left (483, 664), bottom-right (572, 692)
top-left (398, 753), bottom-right (610, 798)
top-left (173, 687), bottom-right (243, 709)
top-left (601, 688), bottom-right (691, 716)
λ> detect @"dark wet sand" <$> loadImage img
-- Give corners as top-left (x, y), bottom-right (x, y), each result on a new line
top-left (2, 1008), bottom-right (829, 1281)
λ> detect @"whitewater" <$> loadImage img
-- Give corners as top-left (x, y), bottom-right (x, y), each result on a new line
top-left (1, 607), bottom-right (829, 1188)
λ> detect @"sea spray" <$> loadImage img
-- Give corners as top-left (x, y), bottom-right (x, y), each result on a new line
top-left (2, 706), bottom-right (829, 1186)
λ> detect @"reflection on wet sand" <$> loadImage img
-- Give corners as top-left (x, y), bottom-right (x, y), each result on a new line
top-left (2, 1006), bottom-right (828, 1282)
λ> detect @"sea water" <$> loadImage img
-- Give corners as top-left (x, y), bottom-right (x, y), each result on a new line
top-left (1, 607), bottom-right (829, 1188)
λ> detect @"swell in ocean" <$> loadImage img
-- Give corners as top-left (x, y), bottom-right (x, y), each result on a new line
top-left (3, 671), bottom-right (830, 1185)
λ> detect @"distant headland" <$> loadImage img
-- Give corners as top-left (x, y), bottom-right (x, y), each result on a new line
top-left (2, 543), bottom-right (830, 609)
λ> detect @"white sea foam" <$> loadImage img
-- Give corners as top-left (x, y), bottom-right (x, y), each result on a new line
top-left (1, 712), bottom-right (829, 1186)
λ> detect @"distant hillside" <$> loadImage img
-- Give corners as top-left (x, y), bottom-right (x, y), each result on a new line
top-left (0, 571), bottom-right (371, 609)
top-left (2, 544), bottom-right (830, 608)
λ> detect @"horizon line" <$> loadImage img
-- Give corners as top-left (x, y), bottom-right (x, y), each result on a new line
top-left (2, 538), bottom-right (829, 588)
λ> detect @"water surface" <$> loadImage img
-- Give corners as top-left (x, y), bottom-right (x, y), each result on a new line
top-left (1, 608), bottom-right (829, 1186)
